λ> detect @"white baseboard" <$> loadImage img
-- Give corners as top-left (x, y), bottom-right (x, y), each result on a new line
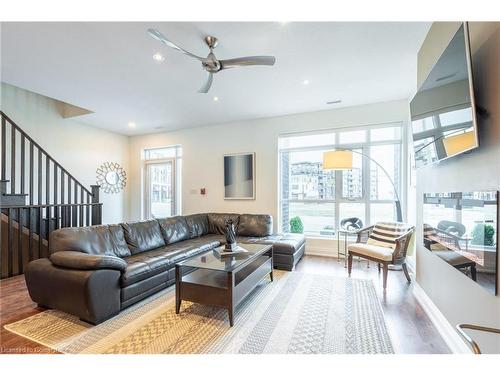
top-left (305, 247), bottom-right (338, 258)
top-left (412, 283), bottom-right (471, 354)
top-left (305, 251), bottom-right (336, 257)
top-left (406, 256), bottom-right (416, 272)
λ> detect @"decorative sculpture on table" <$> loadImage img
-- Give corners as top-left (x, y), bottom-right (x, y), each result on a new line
top-left (224, 218), bottom-right (237, 251)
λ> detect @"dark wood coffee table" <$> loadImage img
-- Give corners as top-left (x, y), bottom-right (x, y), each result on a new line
top-left (175, 243), bottom-right (273, 326)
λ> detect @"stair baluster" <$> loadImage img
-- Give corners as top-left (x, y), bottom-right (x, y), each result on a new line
top-left (0, 111), bottom-right (102, 278)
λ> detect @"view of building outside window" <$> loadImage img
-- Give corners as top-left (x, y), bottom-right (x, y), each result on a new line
top-left (279, 124), bottom-right (403, 236)
top-left (148, 163), bottom-right (173, 217)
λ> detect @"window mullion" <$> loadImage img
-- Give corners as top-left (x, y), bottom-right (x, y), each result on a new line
top-left (364, 144), bottom-right (371, 225)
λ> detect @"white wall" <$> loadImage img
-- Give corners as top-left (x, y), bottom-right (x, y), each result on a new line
top-left (129, 99), bottom-right (409, 254)
top-left (1, 83), bottom-right (130, 224)
top-left (415, 22), bottom-right (500, 353)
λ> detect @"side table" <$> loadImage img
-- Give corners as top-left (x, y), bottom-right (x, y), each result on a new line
top-left (337, 229), bottom-right (369, 268)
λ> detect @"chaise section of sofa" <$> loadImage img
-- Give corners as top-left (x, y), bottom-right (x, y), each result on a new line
top-left (25, 212), bottom-right (305, 324)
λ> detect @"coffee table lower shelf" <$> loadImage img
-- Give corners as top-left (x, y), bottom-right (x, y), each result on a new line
top-left (175, 251), bottom-right (273, 326)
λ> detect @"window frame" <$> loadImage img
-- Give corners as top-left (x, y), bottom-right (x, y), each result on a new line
top-left (144, 157), bottom-right (176, 219)
top-left (278, 123), bottom-right (404, 236)
top-left (143, 145), bottom-right (182, 219)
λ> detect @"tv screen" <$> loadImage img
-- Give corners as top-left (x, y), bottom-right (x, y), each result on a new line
top-left (410, 23), bottom-right (479, 168)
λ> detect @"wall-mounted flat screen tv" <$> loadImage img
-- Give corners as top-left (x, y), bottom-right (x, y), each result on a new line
top-left (410, 23), bottom-right (479, 169)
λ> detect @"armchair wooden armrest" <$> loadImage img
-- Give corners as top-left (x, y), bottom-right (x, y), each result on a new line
top-left (393, 227), bottom-right (415, 261)
top-left (356, 225), bottom-right (374, 244)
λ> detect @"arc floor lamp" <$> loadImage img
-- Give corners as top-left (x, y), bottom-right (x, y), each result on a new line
top-left (322, 150), bottom-right (403, 222)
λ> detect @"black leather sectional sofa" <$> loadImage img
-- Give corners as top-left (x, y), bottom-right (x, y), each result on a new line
top-left (25, 213), bottom-right (305, 324)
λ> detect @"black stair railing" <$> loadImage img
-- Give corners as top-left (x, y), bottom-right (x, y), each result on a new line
top-left (0, 111), bottom-right (102, 278)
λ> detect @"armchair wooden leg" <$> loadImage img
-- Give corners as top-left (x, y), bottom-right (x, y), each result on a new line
top-left (347, 253), bottom-right (353, 276)
top-left (382, 263), bottom-right (389, 290)
top-left (402, 263), bottom-right (411, 283)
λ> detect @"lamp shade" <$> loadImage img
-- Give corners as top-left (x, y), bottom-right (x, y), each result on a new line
top-left (323, 150), bottom-right (353, 170)
top-left (443, 131), bottom-right (477, 157)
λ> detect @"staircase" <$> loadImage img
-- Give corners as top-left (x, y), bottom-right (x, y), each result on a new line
top-left (0, 111), bottom-right (102, 279)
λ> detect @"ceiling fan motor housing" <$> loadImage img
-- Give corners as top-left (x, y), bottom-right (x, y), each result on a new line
top-left (202, 52), bottom-right (221, 73)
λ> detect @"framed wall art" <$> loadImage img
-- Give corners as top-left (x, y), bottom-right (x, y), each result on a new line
top-left (223, 152), bottom-right (255, 200)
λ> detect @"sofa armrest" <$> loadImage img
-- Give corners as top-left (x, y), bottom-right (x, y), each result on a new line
top-left (50, 251), bottom-right (127, 272)
top-left (26, 258), bottom-right (121, 324)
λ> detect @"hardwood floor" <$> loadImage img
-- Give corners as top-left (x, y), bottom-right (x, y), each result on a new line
top-left (296, 255), bottom-right (451, 354)
top-left (0, 274), bottom-right (57, 354)
top-left (0, 255), bottom-right (450, 354)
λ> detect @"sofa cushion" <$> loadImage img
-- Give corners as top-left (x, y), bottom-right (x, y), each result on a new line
top-left (108, 224), bottom-right (132, 257)
top-left (207, 213), bottom-right (240, 234)
top-left (49, 224), bottom-right (131, 257)
top-left (157, 216), bottom-right (190, 245)
top-left (348, 243), bottom-right (394, 261)
top-left (121, 249), bottom-right (170, 286)
top-left (161, 237), bottom-right (221, 265)
top-left (185, 213), bottom-right (209, 238)
top-left (237, 214), bottom-right (273, 237)
top-left (237, 233), bottom-right (305, 255)
top-left (120, 220), bottom-right (165, 255)
top-left (121, 236), bottom-right (222, 286)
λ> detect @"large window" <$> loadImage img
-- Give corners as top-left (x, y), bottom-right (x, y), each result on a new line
top-left (143, 145), bottom-right (182, 219)
top-left (279, 124), bottom-right (403, 236)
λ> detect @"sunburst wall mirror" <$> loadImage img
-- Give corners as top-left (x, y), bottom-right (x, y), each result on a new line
top-left (96, 162), bottom-right (127, 194)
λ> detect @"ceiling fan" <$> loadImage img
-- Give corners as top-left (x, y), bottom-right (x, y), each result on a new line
top-left (147, 28), bottom-right (276, 93)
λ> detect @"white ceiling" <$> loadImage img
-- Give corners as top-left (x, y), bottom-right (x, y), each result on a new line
top-left (1, 22), bottom-right (431, 135)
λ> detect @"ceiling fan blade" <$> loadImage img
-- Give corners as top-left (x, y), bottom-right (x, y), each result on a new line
top-left (198, 72), bottom-right (213, 93)
top-left (219, 56), bottom-right (276, 70)
top-left (147, 28), bottom-right (207, 62)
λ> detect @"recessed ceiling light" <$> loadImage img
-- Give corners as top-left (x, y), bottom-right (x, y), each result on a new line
top-left (153, 53), bottom-right (165, 63)
top-left (279, 21), bottom-right (289, 25)
top-left (128, 122), bottom-right (136, 129)
top-left (213, 96), bottom-right (219, 102)
top-left (302, 79), bottom-right (310, 85)
top-left (327, 100), bottom-right (342, 105)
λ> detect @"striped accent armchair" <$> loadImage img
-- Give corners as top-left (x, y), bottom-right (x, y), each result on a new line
top-left (347, 222), bottom-right (414, 289)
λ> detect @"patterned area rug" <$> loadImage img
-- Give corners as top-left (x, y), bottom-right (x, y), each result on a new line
top-left (4, 272), bottom-right (394, 354)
